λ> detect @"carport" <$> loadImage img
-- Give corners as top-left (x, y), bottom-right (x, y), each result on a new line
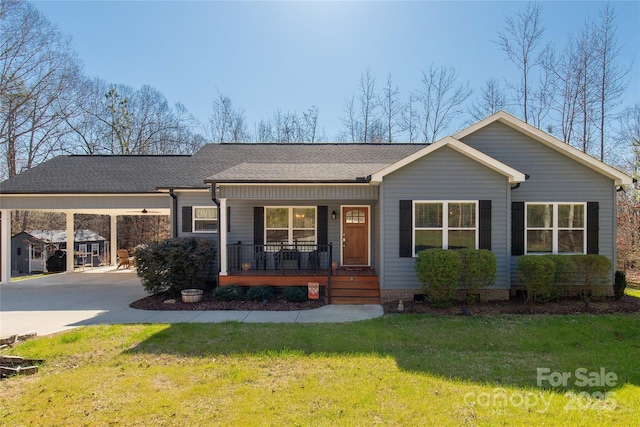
top-left (0, 154), bottom-right (202, 284)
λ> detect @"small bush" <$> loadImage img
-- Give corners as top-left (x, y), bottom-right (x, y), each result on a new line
top-left (458, 249), bottom-right (497, 303)
top-left (544, 255), bottom-right (577, 284)
top-left (247, 286), bottom-right (274, 301)
top-left (517, 255), bottom-right (555, 303)
top-left (415, 249), bottom-right (461, 306)
top-left (213, 285), bottom-right (245, 301)
top-left (572, 255), bottom-right (612, 301)
top-left (135, 237), bottom-right (216, 296)
top-left (283, 287), bottom-right (309, 303)
top-left (614, 271), bottom-right (627, 301)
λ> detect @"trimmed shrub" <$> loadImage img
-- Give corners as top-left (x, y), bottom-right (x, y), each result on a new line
top-left (135, 237), bottom-right (216, 296)
top-left (283, 286), bottom-right (309, 303)
top-left (614, 271), bottom-right (627, 301)
top-left (543, 255), bottom-right (577, 284)
top-left (415, 249), bottom-right (461, 306)
top-left (517, 255), bottom-right (555, 303)
top-left (457, 249), bottom-right (497, 303)
top-left (213, 285), bottom-right (245, 301)
top-left (247, 286), bottom-right (274, 302)
top-left (572, 255), bottom-right (612, 301)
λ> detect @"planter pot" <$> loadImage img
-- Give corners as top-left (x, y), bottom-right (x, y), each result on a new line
top-left (181, 288), bottom-right (203, 303)
top-left (241, 262), bottom-right (251, 271)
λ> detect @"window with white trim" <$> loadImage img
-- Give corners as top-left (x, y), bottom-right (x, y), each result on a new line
top-left (192, 207), bottom-right (218, 232)
top-left (526, 203), bottom-right (585, 254)
top-left (265, 207), bottom-right (316, 248)
top-left (413, 201), bottom-right (477, 255)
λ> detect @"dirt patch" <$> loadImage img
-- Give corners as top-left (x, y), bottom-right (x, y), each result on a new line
top-left (382, 294), bottom-right (640, 316)
top-left (130, 292), bottom-right (326, 311)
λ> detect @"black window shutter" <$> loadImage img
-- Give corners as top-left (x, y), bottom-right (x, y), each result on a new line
top-left (317, 206), bottom-right (328, 251)
top-left (479, 200), bottom-right (492, 250)
top-left (399, 200), bottom-right (413, 257)
top-left (182, 206), bottom-right (192, 233)
top-left (227, 206), bottom-right (231, 233)
top-left (253, 207), bottom-right (264, 246)
top-left (511, 202), bottom-right (525, 255)
top-left (587, 202), bottom-right (599, 254)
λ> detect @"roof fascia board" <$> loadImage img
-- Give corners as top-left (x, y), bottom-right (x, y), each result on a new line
top-left (454, 111), bottom-right (633, 186)
top-left (370, 136), bottom-right (526, 183)
top-left (0, 193), bottom-right (169, 198)
top-left (205, 181), bottom-right (371, 186)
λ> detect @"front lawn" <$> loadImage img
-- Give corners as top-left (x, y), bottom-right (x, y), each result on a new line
top-left (1, 313), bottom-right (639, 426)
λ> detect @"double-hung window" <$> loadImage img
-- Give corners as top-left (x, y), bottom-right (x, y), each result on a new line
top-left (265, 207), bottom-right (316, 248)
top-left (413, 201), bottom-right (477, 255)
top-left (192, 207), bottom-right (218, 232)
top-left (526, 203), bottom-right (585, 254)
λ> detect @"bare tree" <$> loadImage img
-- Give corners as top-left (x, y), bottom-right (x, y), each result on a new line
top-left (416, 64), bottom-right (471, 143)
top-left (207, 90), bottom-right (248, 143)
top-left (496, 2), bottom-right (546, 124)
top-left (469, 78), bottom-right (508, 121)
top-left (0, 0), bottom-right (81, 179)
top-left (592, 2), bottom-right (629, 162)
top-left (401, 93), bottom-right (420, 143)
top-left (379, 74), bottom-right (402, 142)
top-left (66, 80), bottom-right (201, 155)
top-left (358, 68), bottom-right (378, 143)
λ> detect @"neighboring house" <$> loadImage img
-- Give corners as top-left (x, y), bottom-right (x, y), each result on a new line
top-left (11, 230), bottom-right (108, 273)
top-left (0, 112), bottom-right (633, 303)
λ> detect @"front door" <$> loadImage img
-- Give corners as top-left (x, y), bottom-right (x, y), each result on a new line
top-left (342, 206), bottom-right (369, 266)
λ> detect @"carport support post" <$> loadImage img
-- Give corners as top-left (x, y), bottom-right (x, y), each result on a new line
top-left (66, 211), bottom-right (75, 273)
top-left (110, 215), bottom-right (117, 266)
top-left (0, 210), bottom-right (10, 284)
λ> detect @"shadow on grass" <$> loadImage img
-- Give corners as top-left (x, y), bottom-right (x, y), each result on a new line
top-left (124, 313), bottom-right (640, 393)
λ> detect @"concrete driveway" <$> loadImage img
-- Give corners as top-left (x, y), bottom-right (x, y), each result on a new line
top-left (0, 267), bottom-right (383, 337)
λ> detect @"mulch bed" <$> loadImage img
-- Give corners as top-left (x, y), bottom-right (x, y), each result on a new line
top-left (382, 294), bottom-right (640, 316)
top-left (130, 292), bottom-right (327, 311)
top-left (131, 292), bottom-right (640, 316)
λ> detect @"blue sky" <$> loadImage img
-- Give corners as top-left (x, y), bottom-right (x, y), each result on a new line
top-left (34, 1), bottom-right (639, 140)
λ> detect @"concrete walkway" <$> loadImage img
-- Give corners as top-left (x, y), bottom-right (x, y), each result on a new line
top-left (0, 267), bottom-right (384, 337)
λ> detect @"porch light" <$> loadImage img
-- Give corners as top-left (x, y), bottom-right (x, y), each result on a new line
top-left (332, 210), bottom-right (337, 220)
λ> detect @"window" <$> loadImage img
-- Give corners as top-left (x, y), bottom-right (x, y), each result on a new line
top-left (265, 207), bottom-right (316, 248)
top-left (193, 207), bottom-right (218, 232)
top-left (413, 201), bottom-right (477, 254)
top-left (526, 203), bottom-right (585, 254)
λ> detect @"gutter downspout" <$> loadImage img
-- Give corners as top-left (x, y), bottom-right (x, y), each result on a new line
top-left (210, 184), bottom-right (221, 283)
top-left (169, 189), bottom-right (178, 238)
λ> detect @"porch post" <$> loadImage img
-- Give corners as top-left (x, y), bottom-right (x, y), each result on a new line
top-left (0, 210), bottom-right (11, 284)
top-left (65, 211), bottom-right (75, 273)
top-left (219, 198), bottom-right (228, 276)
top-left (110, 214), bottom-right (117, 266)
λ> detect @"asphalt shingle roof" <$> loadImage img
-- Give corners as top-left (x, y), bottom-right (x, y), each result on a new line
top-left (0, 143), bottom-right (427, 194)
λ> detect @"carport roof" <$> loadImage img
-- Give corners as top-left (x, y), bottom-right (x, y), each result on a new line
top-left (0, 143), bottom-right (427, 194)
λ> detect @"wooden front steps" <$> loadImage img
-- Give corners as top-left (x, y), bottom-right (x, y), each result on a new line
top-left (329, 274), bottom-right (381, 305)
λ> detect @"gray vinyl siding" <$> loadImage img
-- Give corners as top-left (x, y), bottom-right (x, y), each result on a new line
top-left (381, 146), bottom-right (511, 291)
top-left (220, 185), bottom-right (377, 200)
top-left (460, 122), bottom-right (617, 281)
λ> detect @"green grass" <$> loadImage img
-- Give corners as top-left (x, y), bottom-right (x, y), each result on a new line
top-left (1, 314), bottom-right (639, 426)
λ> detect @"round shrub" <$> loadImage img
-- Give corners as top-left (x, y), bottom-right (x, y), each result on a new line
top-left (457, 249), bottom-right (497, 302)
top-left (415, 249), bottom-right (461, 305)
top-left (517, 255), bottom-right (555, 303)
top-left (135, 237), bottom-right (216, 296)
top-left (213, 285), bottom-right (245, 301)
top-left (282, 287), bottom-right (309, 302)
top-left (246, 286), bottom-right (274, 302)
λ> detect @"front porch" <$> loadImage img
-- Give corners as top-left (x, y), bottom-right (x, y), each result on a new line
top-left (219, 243), bottom-right (381, 304)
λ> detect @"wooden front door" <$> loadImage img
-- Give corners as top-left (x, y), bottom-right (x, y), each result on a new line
top-left (342, 206), bottom-right (369, 266)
